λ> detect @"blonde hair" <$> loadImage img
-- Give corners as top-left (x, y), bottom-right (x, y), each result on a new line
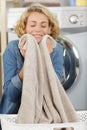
top-left (14, 3), bottom-right (60, 39)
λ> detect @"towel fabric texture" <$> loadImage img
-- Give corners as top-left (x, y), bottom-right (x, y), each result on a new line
top-left (23, 0), bottom-right (60, 7)
top-left (16, 34), bottom-right (79, 125)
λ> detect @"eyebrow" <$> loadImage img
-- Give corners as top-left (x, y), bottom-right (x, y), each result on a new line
top-left (30, 21), bottom-right (48, 24)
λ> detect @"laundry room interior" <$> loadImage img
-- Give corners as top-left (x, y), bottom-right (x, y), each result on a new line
top-left (0, 0), bottom-right (87, 113)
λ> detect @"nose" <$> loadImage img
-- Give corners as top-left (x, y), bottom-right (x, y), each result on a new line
top-left (35, 25), bottom-right (41, 32)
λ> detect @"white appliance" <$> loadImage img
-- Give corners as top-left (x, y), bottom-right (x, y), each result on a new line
top-left (62, 32), bottom-right (87, 110)
top-left (7, 7), bottom-right (87, 110)
top-left (57, 7), bottom-right (87, 110)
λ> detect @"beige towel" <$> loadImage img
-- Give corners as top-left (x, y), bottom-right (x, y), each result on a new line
top-left (23, 0), bottom-right (60, 7)
top-left (16, 34), bottom-right (79, 126)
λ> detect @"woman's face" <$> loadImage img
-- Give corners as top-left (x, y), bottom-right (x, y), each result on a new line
top-left (25, 12), bottom-right (51, 43)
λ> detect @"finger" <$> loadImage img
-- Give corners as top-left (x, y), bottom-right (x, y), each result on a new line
top-left (19, 38), bottom-right (26, 48)
top-left (20, 49), bottom-right (26, 57)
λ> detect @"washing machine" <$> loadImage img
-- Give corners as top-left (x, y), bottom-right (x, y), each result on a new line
top-left (7, 6), bottom-right (87, 110)
top-left (60, 32), bottom-right (87, 110)
top-left (55, 6), bottom-right (87, 110)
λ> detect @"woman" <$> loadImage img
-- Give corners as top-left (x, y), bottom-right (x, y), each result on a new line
top-left (0, 3), bottom-right (64, 114)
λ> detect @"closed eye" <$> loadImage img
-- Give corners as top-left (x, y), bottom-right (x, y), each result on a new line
top-left (41, 25), bottom-right (47, 28)
top-left (30, 24), bottom-right (36, 27)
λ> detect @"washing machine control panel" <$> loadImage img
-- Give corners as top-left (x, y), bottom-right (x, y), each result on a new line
top-left (54, 7), bottom-right (87, 28)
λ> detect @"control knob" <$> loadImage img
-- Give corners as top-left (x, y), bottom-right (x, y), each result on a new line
top-left (69, 15), bottom-right (79, 24)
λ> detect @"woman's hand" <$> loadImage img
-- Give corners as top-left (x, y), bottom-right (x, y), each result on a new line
top-left (18, 66), bottom-right (24, 81)
top-left (19, 38), bottom-right (26, 58)
top-left (46, 38), bottom-right (53, 54)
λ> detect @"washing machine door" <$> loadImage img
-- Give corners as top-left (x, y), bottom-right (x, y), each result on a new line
top-left (57, 35), bottom-right (79, 90)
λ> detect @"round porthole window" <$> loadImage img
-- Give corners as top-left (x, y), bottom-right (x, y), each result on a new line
top-left (57, 36), bottom-right (79, 90)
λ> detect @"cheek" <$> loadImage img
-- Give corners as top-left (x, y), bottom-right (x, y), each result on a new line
top-left (43, 28), bottom-right (51, 35)
top-left (25, 28), bottom-right (30, 33)
top-left (25, 26), bottom-right (33, 33)
top-left (45, 27), bottom-right (51, 34)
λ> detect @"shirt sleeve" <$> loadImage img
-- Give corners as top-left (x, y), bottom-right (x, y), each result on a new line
top-left (3, 41), bottom-right (22, 102)
top-left (50, 42), bottom-right (64, 82)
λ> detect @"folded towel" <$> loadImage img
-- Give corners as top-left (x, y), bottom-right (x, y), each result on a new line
top-left (16, 34), bottom-right (79, 127)
top-left (23, 0), bottom-right (61, 7)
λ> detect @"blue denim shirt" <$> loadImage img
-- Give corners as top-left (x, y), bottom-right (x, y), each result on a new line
top-left (0, 40), bottom-right (64, 114)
